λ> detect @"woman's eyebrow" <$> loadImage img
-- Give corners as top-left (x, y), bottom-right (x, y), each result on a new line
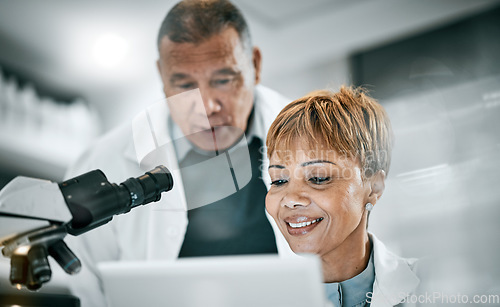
top-left (268, 165), bottom-right (285, 169)
top-left (301, 160), bottom-right (336, 167)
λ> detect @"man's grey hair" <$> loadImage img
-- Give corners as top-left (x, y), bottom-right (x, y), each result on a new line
top-left (157, 0), bottom-right (252, 53)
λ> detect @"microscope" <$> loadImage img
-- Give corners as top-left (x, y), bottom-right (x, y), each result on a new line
top-left (0, 165), bottom-right (173, 291)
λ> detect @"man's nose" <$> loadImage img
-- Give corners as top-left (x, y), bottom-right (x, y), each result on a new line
top-left (198, 88), bottom-right (222, 117)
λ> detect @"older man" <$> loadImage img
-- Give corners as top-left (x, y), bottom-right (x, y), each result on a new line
top-left (65, 0), bottom-right (290, 305)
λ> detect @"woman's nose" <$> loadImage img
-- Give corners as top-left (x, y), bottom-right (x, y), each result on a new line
top-left (281, 191), bottom-right (310, 209)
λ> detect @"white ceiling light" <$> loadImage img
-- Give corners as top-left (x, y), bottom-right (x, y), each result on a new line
top-left (91, 32), bottom-right (129, 69)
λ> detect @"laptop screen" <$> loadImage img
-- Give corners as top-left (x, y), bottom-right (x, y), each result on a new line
top-left (98, 254), bottom-right (326, 307)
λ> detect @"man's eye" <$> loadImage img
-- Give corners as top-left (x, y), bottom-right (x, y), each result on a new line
top-left (270, 179), bottom-right (288, 186)
top-left (212, 78), bottom-right (232, 87)
top-left (308, 177), bottom-right (331, 185)
top-left (177, 82), bottom-right (196, 89)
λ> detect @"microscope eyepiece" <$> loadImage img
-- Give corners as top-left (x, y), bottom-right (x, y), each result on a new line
top-left (60, 165), bottom-right (173, 235)
top-left (121, 165), bottom-right (174, 207)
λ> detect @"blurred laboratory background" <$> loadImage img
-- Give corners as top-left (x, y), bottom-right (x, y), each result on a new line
top-left (1, 0), bottom-right (500, 304)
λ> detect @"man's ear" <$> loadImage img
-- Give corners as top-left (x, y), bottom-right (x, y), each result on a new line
top-left (156, 59), bottom-right (162, 76)
top-left (156, 59), bottom-right (168, 95)
top-left (367, 170), bottom-right (386, 206)
top-left (252, 46), bottom-right (262, 85)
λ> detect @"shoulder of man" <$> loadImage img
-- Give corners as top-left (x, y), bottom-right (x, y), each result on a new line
top-left (255, 84), bottom-right (291, 111)
top-left (252, 85), bottom-right (291, 139)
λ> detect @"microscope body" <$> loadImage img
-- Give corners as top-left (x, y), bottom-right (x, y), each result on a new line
top-left (0, 166), bottom-right (173, 290)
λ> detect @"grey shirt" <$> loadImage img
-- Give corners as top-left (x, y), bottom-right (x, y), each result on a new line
top-left (324, 247), bottom-right (375, 307)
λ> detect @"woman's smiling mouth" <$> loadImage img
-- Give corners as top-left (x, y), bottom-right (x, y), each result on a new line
top-left (285, 217), bottom-right (324, 236)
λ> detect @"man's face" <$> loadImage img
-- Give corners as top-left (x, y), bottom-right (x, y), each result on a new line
top-left (157, 28), bottom-right (261, 151)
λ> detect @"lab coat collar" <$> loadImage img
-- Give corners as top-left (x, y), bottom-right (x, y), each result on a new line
top-left (370, 232), bottom-right (420, 306)
top-left (124, 100), bottom-right (172, 167)
top-left (251, 85), bottom-right (281, 142)
top-left (169, 105), bottom-right (259, 163)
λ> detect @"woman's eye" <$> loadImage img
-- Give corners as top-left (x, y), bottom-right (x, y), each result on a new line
top-left (308, 177), bottom-right (331, 185)
top-left (270, 179), bottom-right (288, 186)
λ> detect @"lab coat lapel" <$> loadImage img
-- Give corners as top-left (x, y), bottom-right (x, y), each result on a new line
top-left (370, 233), bottom-right (420, 306)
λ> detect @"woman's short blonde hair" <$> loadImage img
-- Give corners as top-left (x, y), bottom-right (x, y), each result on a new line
top-left (266, 86), bottom-right (394, 179)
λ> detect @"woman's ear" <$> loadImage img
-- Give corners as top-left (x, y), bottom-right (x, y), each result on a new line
top-left (367, 170), bottom-right (386, 206)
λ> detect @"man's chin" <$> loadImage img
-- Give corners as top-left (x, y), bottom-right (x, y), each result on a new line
top-left (189, 127), bottom-right (244, 152)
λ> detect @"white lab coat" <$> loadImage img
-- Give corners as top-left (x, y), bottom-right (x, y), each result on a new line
top-left (63, 85), bottom-right (292, 307)
top-left (367, 233), bottom-right (420, 307)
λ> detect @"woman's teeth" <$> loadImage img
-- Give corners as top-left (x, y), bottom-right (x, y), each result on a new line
top-left (288, 218), bottom-right (323, 228)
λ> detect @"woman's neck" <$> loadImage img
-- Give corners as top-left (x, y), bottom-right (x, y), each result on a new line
top-left (321, 219), bottom-right (371, 283)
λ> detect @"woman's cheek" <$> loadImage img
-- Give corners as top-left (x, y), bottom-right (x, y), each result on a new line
top-left (265, 194), bottom-right (279, 218)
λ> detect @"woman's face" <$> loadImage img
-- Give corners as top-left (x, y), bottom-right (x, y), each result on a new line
top-left (266, 140), bottom-right (375, 257)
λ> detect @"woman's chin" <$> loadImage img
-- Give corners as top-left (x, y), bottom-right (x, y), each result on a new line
top-left (289, 243), bottom-right (320, 256)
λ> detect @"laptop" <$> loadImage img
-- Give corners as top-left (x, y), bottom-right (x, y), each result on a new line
top-left (98, 254), bottom-right (326, 307)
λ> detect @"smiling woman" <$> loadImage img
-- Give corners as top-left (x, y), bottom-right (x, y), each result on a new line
top-left (265, 86), bottom-right (419, 307)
